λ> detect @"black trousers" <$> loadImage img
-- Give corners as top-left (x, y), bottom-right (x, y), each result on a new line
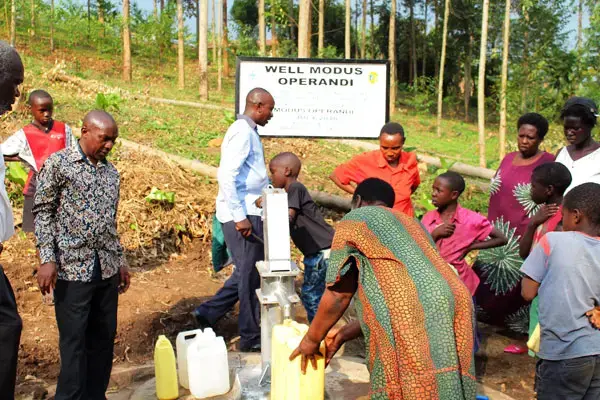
top-left (54, 274), bottom-right (119, 400)
top-left (0, 267), bottom-right (22, 400)
top-left (195, 215), bottom-right (264, 349)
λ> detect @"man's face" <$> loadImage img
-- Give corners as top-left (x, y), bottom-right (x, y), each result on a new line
top-left (30, 97), bottom-right (53, 127)
top-left (82, 124), bottom-right (119, 162)
top-left (256, 96), bottom-right (275, 127)
top-left (379, 133), bottom-right (404, 164)
top-left (0, 50), bottom-right (24, 116)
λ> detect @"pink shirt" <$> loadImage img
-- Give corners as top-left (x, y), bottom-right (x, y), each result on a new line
top-left (422, 205), bottom-right (493, 295)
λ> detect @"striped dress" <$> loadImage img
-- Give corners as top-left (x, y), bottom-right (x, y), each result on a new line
top-left (326, 206), bottom-right (476, 399)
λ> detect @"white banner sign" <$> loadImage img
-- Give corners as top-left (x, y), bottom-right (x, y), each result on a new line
top-left (235, 57), bottom-right (389, 138)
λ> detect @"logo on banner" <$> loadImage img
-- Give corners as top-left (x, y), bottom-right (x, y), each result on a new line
top-left (368, 72), bottom-right (378, 84)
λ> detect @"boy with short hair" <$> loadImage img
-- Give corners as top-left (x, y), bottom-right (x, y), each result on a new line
top-left (518, 162), bottom-right (572, 357)
top-left (421, 171), bottom-right (508, 295)
top-left (521, 182), bottom-right (600, 400)
top-left (2, 90), bottom-right (73, 232)
top-left (267, 152), bottom-right (335, 322)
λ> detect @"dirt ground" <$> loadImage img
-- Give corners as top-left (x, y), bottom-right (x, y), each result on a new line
top-left (7, 236), bottom-right (536, 400)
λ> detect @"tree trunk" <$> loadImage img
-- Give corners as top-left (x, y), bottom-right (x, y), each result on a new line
top-left (389, 0), bottom-right (396, 116)
top-left (369, 0), bottom-right (374, 57)
top-left (361, 0), bottom-right (366, 58)
top-left (212, 0), bottom-right (217, 62)
top-left (433, 0), bottom-right (439, 79)
top-left (498, 0), bottom-right (510, 159)
top-left (463, 33), bottom-right (473, 122)
top-left (153, 0), bottom-right (158, 19)
top-left (307, 0), bottom-right (312, 57)
top-left (122, 0), bottom-right (132, 81)
top-left (177, 0), bottom-right (185, 89)
top-left (199, 0), bottom-right (209, 100)
top-left (217, 0), bottom-right (223, 91)
top-left (354, 0), bottom-right (359, 58)
top-left (577, 0), bottom-right (582, 51)
top-left (477, 0), bottom-right (489, 168)
top-left (87, 0), bottom-right (91, 39)
top-left (421, 0), bottom-right (427, 76)
top-left (272, 0), bottom-right (278, 56)
top-left (409, 0), bottom-right (417, 83)
top-left (222, 0), bottom-right (229, 76)
top-left (10, 0), bottom-right (15, 47)
top-left (345, 0), bottom-right (351, 58)
top-left (259, 0), bottom-right (266, 55)
top-left (4, 0), bottom-right (8, 42)
top-left (160, 0), bottom-right (165, 12)
top-left (98, 0), bottom-right (105, 23)
top-left (30, 0), bottom-right (35, 38)
top-left (520, 7), bottom-right (529, 113)
top-left (436, 0), bottom-right (450, 137)
top-left (298, 0), bottom-right (310, 57)
top-left (50, 0), bottom-right (55, 51)
top-left (318, 0), bottom-right (325, 56)
top-left (289, 0), bottom-right (295, 40)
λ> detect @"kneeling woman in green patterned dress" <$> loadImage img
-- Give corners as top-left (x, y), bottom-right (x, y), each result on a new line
top-left (290, 178), bottom-right (476, 400)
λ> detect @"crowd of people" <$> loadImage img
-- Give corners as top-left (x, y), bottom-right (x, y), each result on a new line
top-left (0, 40), bottom-right (600, 400)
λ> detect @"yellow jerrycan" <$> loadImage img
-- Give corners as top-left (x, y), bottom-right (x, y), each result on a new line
top-left (154, 335), bottom-right (179, 400)
top-left (271, 319), bottom-right (325, 400)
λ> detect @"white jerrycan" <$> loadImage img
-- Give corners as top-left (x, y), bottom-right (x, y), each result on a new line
top-left (187, 329), bottom-right (230, 398)
top-left (175, 329), bottom-right (203, 389)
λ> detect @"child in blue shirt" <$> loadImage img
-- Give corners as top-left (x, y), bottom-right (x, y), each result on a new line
top-left (521, 182), bottom-right (600, 399)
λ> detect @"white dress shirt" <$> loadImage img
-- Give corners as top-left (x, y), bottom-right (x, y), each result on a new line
top-left (0, 154), bottom-right (15, 243)
top-left (215, 115), bottom-right (268, 223)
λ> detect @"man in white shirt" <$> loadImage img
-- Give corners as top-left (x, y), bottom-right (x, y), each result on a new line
top-left (0, 41), bottom-right (24, 399)
top-left (193, 88), bottom-right (274, 351)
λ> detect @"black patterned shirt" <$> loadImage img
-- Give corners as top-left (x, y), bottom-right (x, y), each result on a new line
top-left (33, 142), bottom-right (124, 282)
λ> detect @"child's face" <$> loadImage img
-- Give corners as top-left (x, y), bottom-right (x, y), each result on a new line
top-left (431, 177), bottom-right (458, 208)
top-left (268, 162), bottom-right (288, 189)
top-left (379, 133), bottom-right (404, 164)
top-left (530, 178), bottom-right (550, 205)
top-left (30, 97), bottom-right (53, 127)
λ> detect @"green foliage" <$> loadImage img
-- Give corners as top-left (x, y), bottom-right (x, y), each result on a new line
top-left (6, 163), bottom-right (28, 188)
top-left (231, 0), bottom-right (258, 31)
top-left (145, 187), bottom-right (176, 205)
top-left (222, 111), bottom-right (236, 125)
top-left (95, 93), bottom-right (122, 112)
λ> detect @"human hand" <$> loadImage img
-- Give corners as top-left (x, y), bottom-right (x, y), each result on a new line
top-left (255, 197), bottom-right (263, 208)
top-left (432, 223), bottom-right (455, 240)
top-left (235, 218), bottom-right (252, 238)
top-left (37, 262), bottom-right (57, 295)
top-left (586, 306), bottom-right (600, 329)
top-left (118, 266), bottom-right (131, 294)
top-left (458, 246), bottom-right (473, 261)
top-left (531, 204), bottom-right (560, 226)
top-left (289, 335), bottom-right (322, 374)
top-left (324, 327), bottom-right (347, 366)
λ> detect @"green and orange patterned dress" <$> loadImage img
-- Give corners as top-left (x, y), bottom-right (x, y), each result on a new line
top-left (326, 206), bottom-right (476, 399)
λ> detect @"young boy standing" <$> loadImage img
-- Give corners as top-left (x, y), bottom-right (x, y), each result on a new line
top-left (518, 162), bottom-right (572, 357)
top-left (521, 182), bottom-right (600, 399)
top-left (421, 171), bottom-right (507, 295)
top-left (267, 152), bottom-right (334, 322)
top-left (2, 90), bottom-right (73, 232)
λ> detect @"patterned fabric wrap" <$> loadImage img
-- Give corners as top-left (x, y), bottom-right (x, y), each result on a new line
top-left (326, 206), bottom-right (476, 400)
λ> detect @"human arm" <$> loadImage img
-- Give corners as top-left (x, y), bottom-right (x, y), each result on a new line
top-left (33, 157), bottom-right (62, 295)
top-left (217, 128), bottom-right (253, 236)
top-left (460, 227), bottom-right (508, 260)
top-left (324, 320), bottom-right (362, 366)
top-left (518, 204), bottom-right (560, 259)
top-left (521, 276), bottom-right (540, 302)
top-left (290, 262), bottom-right (359, 372)
top-left (329, 171), bottom-right (356, 195)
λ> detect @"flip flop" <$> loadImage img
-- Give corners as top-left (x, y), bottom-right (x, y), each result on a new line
top-left (504, 344), bottom-right (527, 354)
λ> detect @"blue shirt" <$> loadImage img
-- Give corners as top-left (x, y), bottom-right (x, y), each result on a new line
top-left (215, 115), bottom-right (268, 223)
top-left (521, 231), bottom-right (600, 360)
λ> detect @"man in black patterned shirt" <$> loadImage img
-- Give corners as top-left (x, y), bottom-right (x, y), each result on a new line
top-left (34, 110), bottom-right (130, 400)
